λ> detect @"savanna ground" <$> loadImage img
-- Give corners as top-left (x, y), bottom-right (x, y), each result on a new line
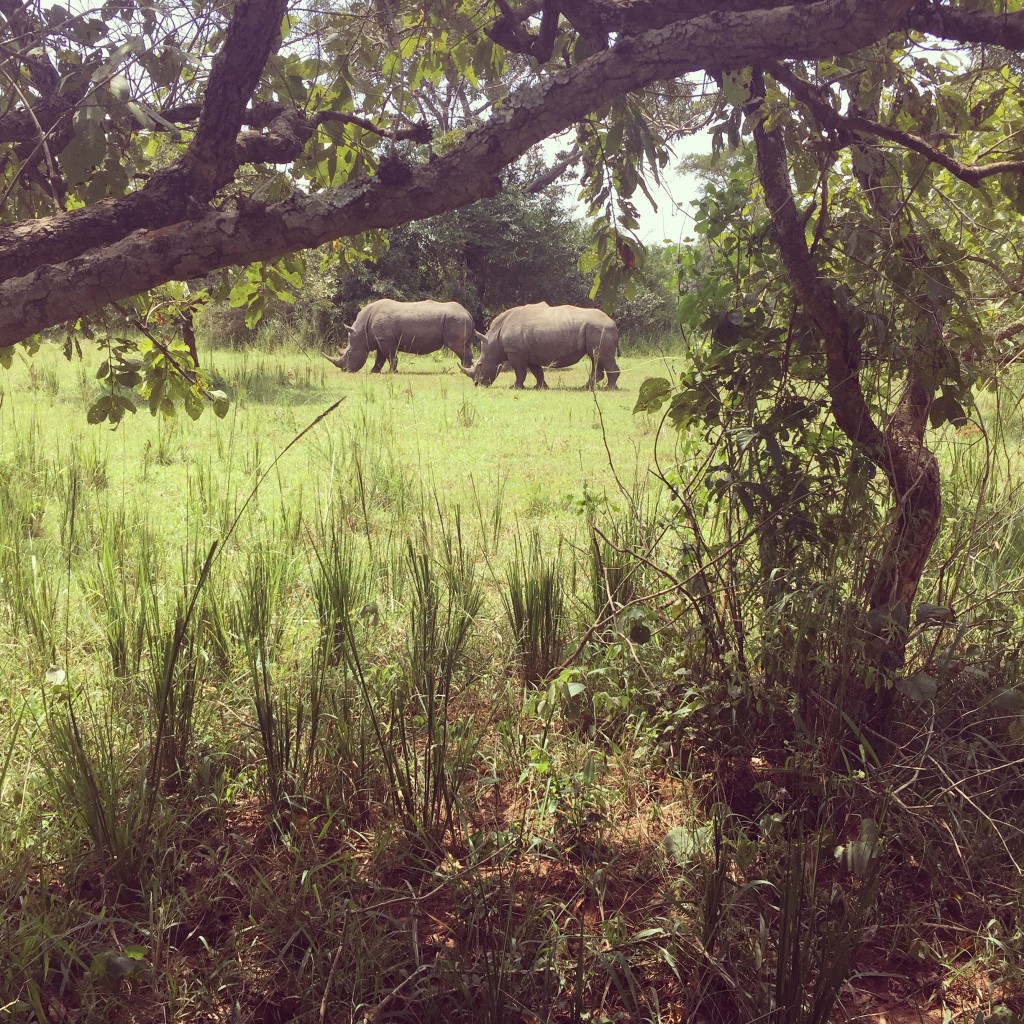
top-left (0, 338), bottom-right (1022, 1023)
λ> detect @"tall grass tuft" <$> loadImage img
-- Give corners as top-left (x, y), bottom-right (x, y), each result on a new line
top-left (502, 530), bottom-right (567, 683)
top-left (307, 510), bottom-right (381, 810)
top-left (367, 513), bottom-right (482, 843)
top-left (42, 673), bottom-right (152, 878)
top-left (89, 516), bottom-right (150, 679)
top-left (1, 542), bottom-right (60, 670)
top-left (309, 512), bottom-right (368, 665)
top-left (585, 486), bottom-right (661, 627)
top-left (236, 540), bottom-right (319, 810)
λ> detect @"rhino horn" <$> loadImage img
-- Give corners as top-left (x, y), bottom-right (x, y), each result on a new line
top-left (343, 322), bottom-right (355, 332)
top-left (323, 352), bottom-right (344, 369)
top-left (459, 363), bottom-right (476, 378)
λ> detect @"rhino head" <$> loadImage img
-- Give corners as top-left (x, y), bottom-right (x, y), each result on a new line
top-left (459, 333), bottom-right (501, 386)
top-left (323, 322), bottom-right (369, 372)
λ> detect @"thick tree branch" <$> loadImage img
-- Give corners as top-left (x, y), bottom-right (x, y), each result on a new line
top-left (907, 1), bottom-right (1024, 49)
top-left (553, 0), bottom-right (1024, 48)
top-left (558, 0), bottom-right (797, 38)
top-left (0, 0), bottom-right (918, 344)
top-left (0, 0), bottom-right (286, 282)
top-left (180, 0), bottom-right (288, 195)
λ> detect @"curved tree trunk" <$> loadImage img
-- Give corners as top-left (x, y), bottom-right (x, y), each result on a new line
top-left (751, 75), bottom-right (942, 698)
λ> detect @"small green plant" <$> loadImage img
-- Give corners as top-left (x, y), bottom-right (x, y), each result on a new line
top-left (502, 530), bottom-right (567, 683)
top-left (41, 668), bottom-right (152, 878)
top-left (362, 519), bottom-right (481, 843)
top-left (455, 394), bottom-right (478, 429)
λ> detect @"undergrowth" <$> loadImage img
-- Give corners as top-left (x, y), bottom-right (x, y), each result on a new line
top-left (0, 349), bottom-right (1020, 1023)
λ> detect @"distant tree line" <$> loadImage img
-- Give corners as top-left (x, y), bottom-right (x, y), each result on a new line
top-left (331, 170), bottom-right (679, 344)
top-left (198, 170), bottom-right (680, 351)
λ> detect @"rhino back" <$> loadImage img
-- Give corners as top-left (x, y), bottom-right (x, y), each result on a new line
top-left (494, 304), bottom-right (613, 364)
top-left (365, 299), bottom-right (472, 354)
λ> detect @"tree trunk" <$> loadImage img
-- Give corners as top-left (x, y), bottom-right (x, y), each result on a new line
top-left (751, 78), bottom-right (942, 694)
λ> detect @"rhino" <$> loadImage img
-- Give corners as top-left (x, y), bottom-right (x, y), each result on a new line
top-left (461, 303), bottom-right (620, 389)
top-left (326, 299), bottom-right (476, 373)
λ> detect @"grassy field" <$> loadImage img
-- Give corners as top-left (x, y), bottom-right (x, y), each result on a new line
top-left (2, 342), bottom-right (680, 544)
top-left (0, 339), bottom-right (1022, 1023)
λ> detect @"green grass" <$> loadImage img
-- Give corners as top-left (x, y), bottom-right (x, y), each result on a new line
top-left (0, 338), bottom-right (1022, 1023)
top-left (0, 342), bottom-right (676, 555)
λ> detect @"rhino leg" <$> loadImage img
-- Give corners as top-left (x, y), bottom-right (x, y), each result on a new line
top-left (370, 350), bottom-right (387, 373)
top-left (509, 358), bottom-right (529, 389)
top-left (389, 352), bottom-right (399, 372)
top-left (529, 365), bottom-right (548, 389)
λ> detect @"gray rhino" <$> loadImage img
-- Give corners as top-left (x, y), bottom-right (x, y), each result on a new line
top-left (326, 299), bottom-right (476, 373)
top-left (461, 303), bottom-right (620, 389)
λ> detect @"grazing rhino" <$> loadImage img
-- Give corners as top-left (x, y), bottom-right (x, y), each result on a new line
top-left (325, 299), bottom-right (476, 373)
top-left (461, 303), bottom-right (620, 389)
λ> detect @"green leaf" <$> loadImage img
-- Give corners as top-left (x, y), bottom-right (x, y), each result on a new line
top-left (91, 36), bottom-right (143, 83)
top-left (633, 376), bottom-right (672, 414)
top-left (721, 69), bottom-right (752, 108)
top-left (628, 621), bottom-right (652, 644)
top-left (663, 825), bottom-right (713, 864)
top-left (835, 818), bottom-right (880, 877)
top-left (929, 393), bottom-right (967, 428)
top-left (87, 394), bottom-right (112, 424)
top-left (61, 106), bottom-right (107, 187)
top-left (147, 376), bottom-right (165, 415)
top-left (210, 389), bottom-right (230, 418)
top-left (228, 281), bottom-right (256, 308)
top-left (105, 73), bottom-right (131, 102)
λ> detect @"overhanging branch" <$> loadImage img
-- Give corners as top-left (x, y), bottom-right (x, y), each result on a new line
top-left (0, 0), bottom-right (919, 345)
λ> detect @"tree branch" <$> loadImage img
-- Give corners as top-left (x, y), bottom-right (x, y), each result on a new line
top-left (753, 70), bottom-right (941, 614)
top-left (179, 0), bottom-right (288, 195)
top-left (525, 148), bottom-right (579, 192)
top-left (0, 0), bottom-right (919, 344)
top-left (0, 0), bottom-right (287, 281)
top-left (770, 62), bottom-right (1024, 188)
top-left (907, 1), bottom-right (1024, 49)
top-left (752, 90), bottom-right (883, 457)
